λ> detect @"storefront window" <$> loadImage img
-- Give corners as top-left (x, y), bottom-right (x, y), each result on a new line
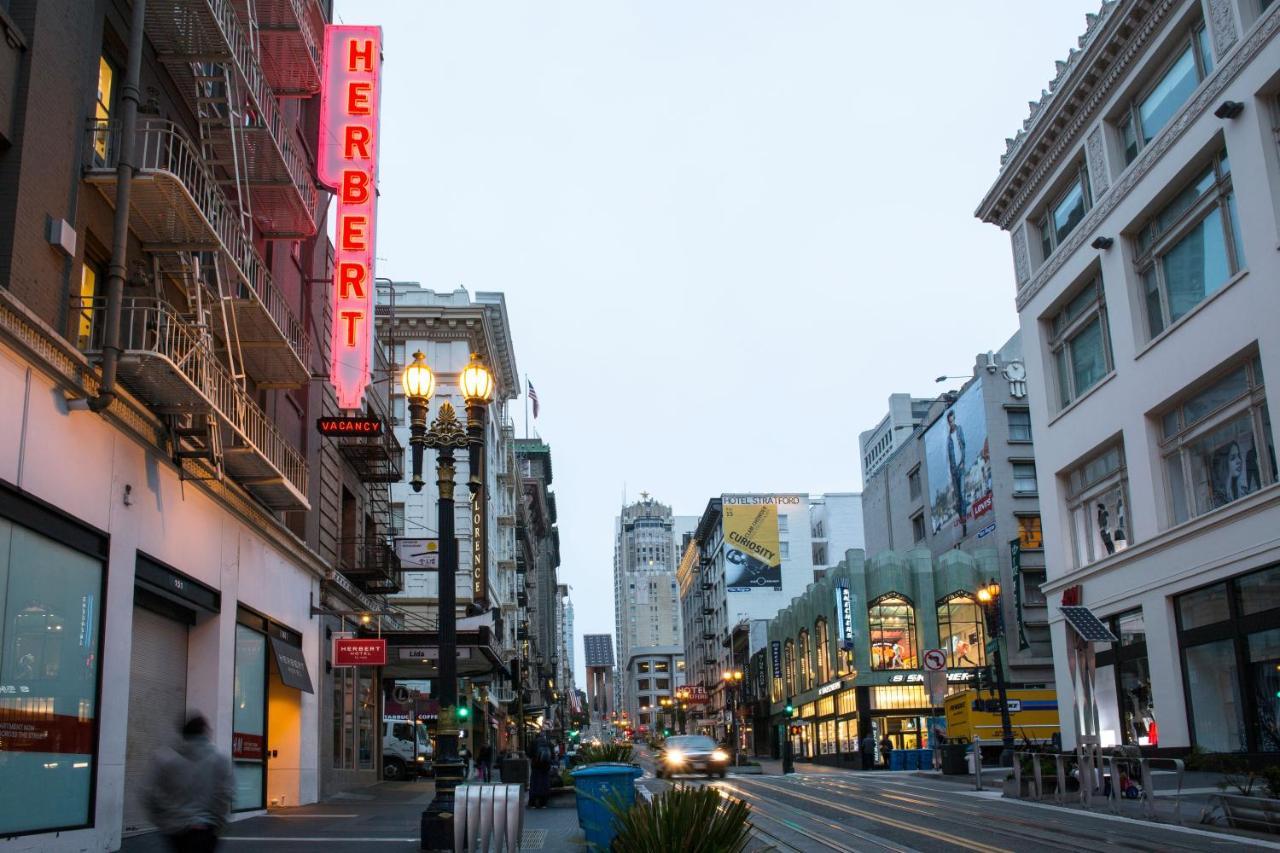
top-left (783, 640), bottom-right (795, 697)
top-left (1179, 582), bottom-right (1230, 630)
top-left (798, 630), bottom-right (812, 690)
top-left (1248, 628), bottom-right (1280, 752)
top-left (1184, 639), bottom-right (1246, 752)
top-left (0, 516), bottom-right (104, 836)
top-left (1239, 566), bottom-right (1280, 617)
top-left (936, 594), bottom-right (986, 669)
top-left (869, 594), bottom-right (918, 670)
top-left (814, 619), bottom-right (830, 684)
top-left (837, 718), bottom-right (858, 752)
top-left (836, 689), bottom-right (856, 717)
top-left (357, 674), bottom-right (375, 770)
top-left (816, 696), bottom-right (835, 717)
top-left (232, 624), bottom-right (267, 810)
top-left (818, 719), bottom-right (837, 755)
top-left (1103, 610), bottom-right (1158, 747)
top-left (870, 685), bottom-right (928, 710)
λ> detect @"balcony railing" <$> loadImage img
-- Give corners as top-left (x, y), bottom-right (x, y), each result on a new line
top-left (145, 0), bottom-right (318, 236)
top-left (335, 431), bottom-right (404, 483)
top-left (230, 0), bottom-right (324, 96)
top-left (85, 119), bottom-right (309, 386)
top-left (336, 537), bottom-right (401, 594)
top-left (77, 297), bottom-right (308, 509)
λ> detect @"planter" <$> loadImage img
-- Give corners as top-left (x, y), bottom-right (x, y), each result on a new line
top-left (1213, 793), bottom-right (1280, 834)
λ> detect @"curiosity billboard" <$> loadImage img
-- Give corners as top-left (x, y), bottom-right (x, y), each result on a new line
top-left (924, 380), bottom-right (993, 544)
top-left (722, 496), bottom-right (790, 591)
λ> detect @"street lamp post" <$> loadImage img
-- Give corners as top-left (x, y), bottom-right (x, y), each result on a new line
top-left (977, 578), bottom-right (1016, 766)
top-left (723, 669), bottom-right (743, 766)
top-left (404, 350), bottom-right (495, 851)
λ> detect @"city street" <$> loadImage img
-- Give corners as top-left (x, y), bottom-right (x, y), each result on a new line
top-left (633, 749), bottom-right (1279, 853)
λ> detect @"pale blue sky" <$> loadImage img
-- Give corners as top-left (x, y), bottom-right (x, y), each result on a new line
top-left (335, 1), bottom-right (1099, 687)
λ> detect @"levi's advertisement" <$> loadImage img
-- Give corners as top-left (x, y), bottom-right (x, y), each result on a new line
top-left (924, 380), bottom-right (993, 544)
top-left (722, 501), bottom-right (781, 591)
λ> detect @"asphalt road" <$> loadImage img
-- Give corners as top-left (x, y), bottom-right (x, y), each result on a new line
top-left (634, 748), bottom-right (1279, 853)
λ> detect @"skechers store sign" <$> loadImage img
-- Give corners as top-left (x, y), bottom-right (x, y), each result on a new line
top-left (888, 671), bottom-right (974, 683)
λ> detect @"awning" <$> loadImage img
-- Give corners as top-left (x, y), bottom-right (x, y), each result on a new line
top-left (270, 636), bottom-right (314, 693)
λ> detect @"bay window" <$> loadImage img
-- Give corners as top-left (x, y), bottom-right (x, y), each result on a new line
top-left (1066, 442), bottom-right (1133, 566)
top-left (1048, 277), bottom-right (1112, 408)
top-left (936, 594), bottom-right (986, 669)
top-left (1160, 356), bottom-right (1275, 525)
top-left (1136, 150), bottom-right (1244, 337)
top-left (869, 594), bottom-right (918, 670)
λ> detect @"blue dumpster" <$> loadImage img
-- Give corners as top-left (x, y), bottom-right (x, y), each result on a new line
top-left (570, 763), bottom-right (643, 849)
top-left (889, 750), bottom-right (905, 770)
top-left (904, 750), bottom-right (920, 770)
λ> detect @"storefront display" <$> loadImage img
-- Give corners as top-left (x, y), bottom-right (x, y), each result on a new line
top-left (869, 594), bottom-right (918, 670)
top-left (0, 512), bottom-right (104, 836)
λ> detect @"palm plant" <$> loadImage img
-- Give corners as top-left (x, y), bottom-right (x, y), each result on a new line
top-left (607, 786), bottom-right (752, 853)
top-left (577, 741), bottom-right (634, 765)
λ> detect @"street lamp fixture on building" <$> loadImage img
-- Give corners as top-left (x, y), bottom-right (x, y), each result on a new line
top-left (976, 577), bottom-right (1015, 765)
top-left (401, 351), bottom-right (436, 493)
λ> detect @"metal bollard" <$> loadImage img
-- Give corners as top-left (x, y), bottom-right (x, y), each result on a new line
top-left (1031, 753), bottom-right (1043, 800)
top-left (451, 783), bottom-right (523, 852)
top-left (1011, 752), bottom-right (1022, 799)
top-left (1054, 753), bottom-right (1066, 805)
top-left (973, 738), bottom-right (983, 792)
top-left (1105, 756), bottom-right (1120, 815)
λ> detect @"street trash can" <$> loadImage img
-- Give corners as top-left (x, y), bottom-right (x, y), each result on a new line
top-left (570, 763), bottom-right (643, 850)
top-left (941, 743), bottom-right (968, 775)
top-left (889, 751), bottom-right (905, 771)
top-left (500, 757), bottom-right (529, 786)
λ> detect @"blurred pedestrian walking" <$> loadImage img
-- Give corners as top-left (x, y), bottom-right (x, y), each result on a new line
top-left (143, 713), bottom-right (234, 853)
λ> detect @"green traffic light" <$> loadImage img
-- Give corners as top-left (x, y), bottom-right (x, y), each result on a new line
top-left (457, 705), bottom-right (470, 719)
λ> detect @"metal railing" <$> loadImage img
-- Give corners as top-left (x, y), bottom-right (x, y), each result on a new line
top-left (147, 0), bottom-right (316, 217)
top-left (237, 0), bottom-right (324, 93)
top-left (78, 297), bottom-right (308, 497)
top-left (86, 119), bottom-right (310, 370)
top-left (1007, 747), bottom-right (1185, 823)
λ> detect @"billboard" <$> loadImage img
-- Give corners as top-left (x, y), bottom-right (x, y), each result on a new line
top-left (722, 497), bottom-right (785, 591)
top-left (924, 380), bottom-right (993, 543)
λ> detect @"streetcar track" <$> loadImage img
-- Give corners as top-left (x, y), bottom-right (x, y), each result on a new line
top-left (710, 779), bottom-right (914, 853)
top-left (797, 775), bottom-right (1212, 853)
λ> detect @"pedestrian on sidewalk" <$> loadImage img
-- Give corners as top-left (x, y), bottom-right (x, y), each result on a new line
top-left (860, 732), bottom-right (876, 771)
top-left (880, 735), bottom-right (894, 770)
top-left (528, 732), bottom-right (554, 809)
top-left (478, 741), bottom-right (494, 782)
top-left (143, 713), bottom-right (234, 853)
top-left (459, 742), bottom-right (473, 780)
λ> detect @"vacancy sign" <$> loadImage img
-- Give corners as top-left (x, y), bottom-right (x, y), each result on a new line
top-left (318, 25), bottom-right (382, 410)
top-left (334, 637), bottom-right (387, 667)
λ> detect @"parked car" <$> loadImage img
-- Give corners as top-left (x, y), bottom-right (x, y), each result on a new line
top-left (383, 719), bottom-right (432, 780)
top-left (656, 734), bottom-right (729, 779)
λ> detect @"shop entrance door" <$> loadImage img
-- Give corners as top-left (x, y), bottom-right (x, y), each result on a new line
top-left (123, 604), bottom-right (190, 833)
top-left (881, 715), bottom-right (925, 750)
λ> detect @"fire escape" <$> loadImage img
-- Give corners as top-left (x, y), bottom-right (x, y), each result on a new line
top-left (78, 0), bottom-right (322, 510)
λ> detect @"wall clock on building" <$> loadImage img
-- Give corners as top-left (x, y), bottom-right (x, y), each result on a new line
top-left (1003, 361), bottom-right (1027, 399)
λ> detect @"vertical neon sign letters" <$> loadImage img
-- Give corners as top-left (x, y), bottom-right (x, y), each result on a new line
top-left (318, 26), bottom-right (382, 410)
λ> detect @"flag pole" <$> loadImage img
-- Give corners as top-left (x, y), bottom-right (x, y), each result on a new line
top-left (524, 375), bottom-right (529, 440)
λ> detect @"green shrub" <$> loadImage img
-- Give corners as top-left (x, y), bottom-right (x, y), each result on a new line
top-left (1263, 765), bottom-right (1280, 800)
top-left (607, 786), bottom-right (752, 853)
top-left (577, 741), bottom-right (634, 765)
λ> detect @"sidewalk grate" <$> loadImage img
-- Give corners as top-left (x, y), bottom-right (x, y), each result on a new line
top-left (520, 828), bottom-right (549, 849)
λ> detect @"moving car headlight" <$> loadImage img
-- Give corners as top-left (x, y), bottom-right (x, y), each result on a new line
top-left (416, 755), bottom-right (426, 762)
top-left (665, 750), bottom-right (685, 764)
top-left (710, 749), bottom-right (729, 762)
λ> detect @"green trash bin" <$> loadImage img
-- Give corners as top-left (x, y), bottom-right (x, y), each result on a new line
top-left (941, 742), bottom-right (969, 775)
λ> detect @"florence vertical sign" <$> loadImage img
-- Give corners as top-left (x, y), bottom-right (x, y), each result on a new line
top-left (318, 26), bottom-right (383, 410)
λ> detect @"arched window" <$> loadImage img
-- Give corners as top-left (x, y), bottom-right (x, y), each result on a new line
top-left (868, 593), bottom-right (918, 670)
top-left (783, 639), bottom-right (796, 697)
top-left (814, 618), bottom-right (831, 684)
top-left (937, 593), bottom-right (987, 669)
top-left (798, 630), bottom-right (813, 690)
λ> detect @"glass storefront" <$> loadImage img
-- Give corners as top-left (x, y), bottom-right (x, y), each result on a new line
top-left (869, 594), bottom-right (918, 670)
top-left (0, 512), bottom-right (104, 836)
top-left (936, 594), bottom-right (986, 669)
top-left (333, 668), bottom-right (377, 770)
top-left (1175, 565), bottom-right (1280, 753)
top-left (1097, 609), bottom-right (1158, 748)
top-left (232, 623), bottom-right (267, 810)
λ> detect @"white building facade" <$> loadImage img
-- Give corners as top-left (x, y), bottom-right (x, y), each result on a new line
top-left (978, 0), bottom-right (1280, 754)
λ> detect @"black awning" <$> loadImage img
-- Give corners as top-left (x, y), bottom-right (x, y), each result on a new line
top-left (270, 636), bottom-right (314, 693)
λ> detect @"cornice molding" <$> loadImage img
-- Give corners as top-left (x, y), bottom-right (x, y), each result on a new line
top-left (1015, 3), bottom-right (1280, 312)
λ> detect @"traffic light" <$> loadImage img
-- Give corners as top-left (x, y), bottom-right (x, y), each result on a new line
top-left (456, 705), bottom-right (470, 720)
top-left (784, 700), bottom-right (794, 717)
top-left (664, 728), bottom-right (671, 736)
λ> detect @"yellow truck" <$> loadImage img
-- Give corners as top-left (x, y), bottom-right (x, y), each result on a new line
top-left (943, 688), bottom-right (1060, 744)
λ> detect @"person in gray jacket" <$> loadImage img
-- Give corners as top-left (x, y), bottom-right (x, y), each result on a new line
top-left (144, 713), bottom-right (235, 853)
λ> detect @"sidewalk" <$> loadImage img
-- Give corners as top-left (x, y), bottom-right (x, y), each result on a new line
top-left (119, 780), bottom-right (588, 852)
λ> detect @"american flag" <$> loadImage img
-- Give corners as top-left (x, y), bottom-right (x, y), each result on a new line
top-left (528, 379), bottom-right (539, 418)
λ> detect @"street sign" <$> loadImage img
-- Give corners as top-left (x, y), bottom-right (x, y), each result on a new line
top-left (985, 639), bottom-right (1001, 655)
top-left (922, 648), bottom-right (947, 672)
top-left (334, 637), bottom-right (387, 666)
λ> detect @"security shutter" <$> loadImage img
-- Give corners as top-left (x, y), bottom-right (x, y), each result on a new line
top-left (122, 604), bottom-right (190, 833)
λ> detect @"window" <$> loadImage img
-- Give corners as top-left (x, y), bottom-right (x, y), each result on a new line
top-left (777, 515), bottom-right (788, 534)
top-left (911, 513), bottom-right (926, 543)
top-left (1012, 462), bottom-right (1038, 494)
top-left (907, 468), bottom-right (922, 500)
top-left (92, 56), bottom-right (115, 163)
top-left (0, 507), bottom-right (105, 836)
top-left (637, 678), bottom-right (650, 691)
top-left (869, 594), bottom-right (918, 670)
top-left (1038, 164), bottom-right (1091, 260)
top-left (1118, 23), bottom-right (1213, 164)
top-left (1048, 277), bottom-right (1112, 408)
top-left (1136, 151), bottom-right (1244, 338)
top-left (390, 502), bottom-right (405, 537)
top-left (1066, 443), bottom-right (1133, 565)
top-left (75, 262), bottom-right (101, 350)
top-left (783, 640), bottom-right (795, 697)
top-left (936, 594), bottom-right (987, 669)
top-left (798, 629), bottom-right (813, 690)
top-left (1175, 566), bottom-right (1280, 753)
top-left (1007, 409), bottom-right (1032, 442)
top-left (1160, 357), bottom-right (1274, 524)
top-left (1017, 514), bottom-right (1043, 550)
top-left (814, 619), bottom-right (830, 684)
top-left (779, 541), bottom-right (790, 559)
top-left (1096, 609), bottom-right (1157, 747)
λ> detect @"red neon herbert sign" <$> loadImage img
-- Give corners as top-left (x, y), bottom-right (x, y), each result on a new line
top-left (318, 25), bottom-right (382, 410)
